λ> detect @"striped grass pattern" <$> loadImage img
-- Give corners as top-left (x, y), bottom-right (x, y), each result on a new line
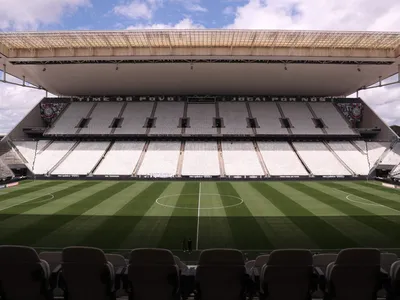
top-left (0, 180), bottom-right (399, 252)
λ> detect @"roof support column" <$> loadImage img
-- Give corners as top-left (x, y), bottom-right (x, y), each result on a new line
top-left (2, 64), bottom-right (6, 81)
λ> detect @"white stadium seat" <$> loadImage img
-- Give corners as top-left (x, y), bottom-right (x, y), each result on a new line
top-left (250, 102), bottom-right (289, 135)
top-left (47, 102), bottom-right (94, 135)
top-left (149, 102), bottom-right (184, 135)
top-left (354, 141), bottom-right (390, 166)
top-left (293, 142), bottom-right (351, 176)
top-left (79, 102), bottom-right (124, 135)
top-left (310, 103), bottom-right (357, 135)
top-left (185, 104), bottom-right (217, 135)
top-left (222, 142), bottom-right (264, 176)
top-left (137, 141), bottom-right (181, 177)
top-left (94, 141), bottom-right (145, 175)
top-left (328, 141), bottom-right (369, 175)
top-left (14, 140), bottom-right (50, 170)
top-left (258, 142), bottom-right (309, 176)
top-left (114, 102), bottom-right (153, 135)
top-left (52, 142), bottom-right (110, 175)
top-left (219, 103), bottom-right (253, 135)
top-left (280, 102), bottom-right (323, 135)
top-left (182, 142), bottom-right (220, 176)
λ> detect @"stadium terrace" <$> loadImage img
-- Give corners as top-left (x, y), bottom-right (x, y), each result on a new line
top-left (0, 29), bottom-right (400, 300)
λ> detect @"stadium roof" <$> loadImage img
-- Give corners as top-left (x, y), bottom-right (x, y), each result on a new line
top-left (1, 30), bottom-right (400, 96)
top-left (1, 30), bottom-right (400, 51)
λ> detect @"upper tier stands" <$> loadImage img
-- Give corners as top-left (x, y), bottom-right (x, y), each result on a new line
top-left (149, 102), bottom-right (184, 135)
top-left (280, 102), bottom-right (324, 135)
top-left (219, 103), bottom-right (253, 135)
top-left (137, 141), bottom-right (180, 177)
top-left (222, 142), bottom-right (264, 176)
top-left (311, 102), bottom-right (356, 135)
top-left (328, 141), bottom-right (370, 175)
top-left (79, 102), bottom-right (123, 135)
top-left (293, 142), bottom-right (352, 176)
top-left (185, 104), bottom-right (217, 135)
top-left (44, 101), bottom-right (361, 136)
top-left (52, 142), bottom-right (109, 175)
top-left (47, 102), bottom-right (94, 135)
top-left (114, 102), bottom-right (153, 135)
top-left (182, 142), bottom-right (220, 176)
top-left (257, 141), bottom-right (309, 176)
top-left (250, 102), bottom-right (289, 135)
top-left (94, 141), bottom-right (145, 175)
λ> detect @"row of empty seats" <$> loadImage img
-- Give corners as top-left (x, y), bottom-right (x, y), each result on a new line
top-left (1, 246), bottom-right (399, 300)
top-left (0, 158), bottom-right (13, 179)
top-left (46, 102), bottom-right (358, 136)
top-left (12, 140), bottom-right (391, 177)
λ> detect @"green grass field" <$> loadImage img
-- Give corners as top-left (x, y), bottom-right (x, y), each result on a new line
top-left (0, 180), bottom-right (399, 257)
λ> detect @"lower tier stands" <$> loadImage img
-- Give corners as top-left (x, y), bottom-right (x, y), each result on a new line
top-left (328, 141), bottom-right (370, 175)
top-left (94, 141), bottom-right (145, 175)
top-left (258, 141), bottom-right (309, 176)
top-left (52, 142), bottom-right (109, 175)
top-left (181, 142), bottom-right (220, 176)
top-left (10, 139), bottom-right (394, 178)
top-left (0, 158), bottom-right (13, 179)
top-left (1, 246), bottom-right (399, 300)
top-left (137, 141), bottom-right (181, 177)
top-left (293, 142), bottom-right (352, 176)
top-left (222, 141), bottom-right (264, 176)
top-left (380, 142), bottom-right (400, 167)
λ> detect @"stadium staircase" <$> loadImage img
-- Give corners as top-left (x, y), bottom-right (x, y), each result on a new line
top-left (323, 141), bottom-right (356, 176)
top-left (37, 140), bottom-right (53, 155)
top-left (48, 141), bottom-right (80, 175)
top-left (146, 102), bottom-right (158, 135)
top-left (350, 140), bottom-right (366, 154)
top-left (215, 102), bottom-right (221, 135)
top-left (253, 141), bottom-right (269, 176)
top-left (176, 141), bottom-right (185, 177)
top-left (245, 102), bottom-right (257, 135)
top-left (75, 103), bottom-right (97, 134)
top-left (276, 103), bottom-right (293, 134)
top-left (182, 102), bottom-right (188, 134)
top-left (89, 141), bottom-right (115, 175)
top-left (217, 141), bottom-right (226, 177)
top-left (306, 103), bottom-right (328, 134)
top-left (289, 142), bottom-right (313, 176)
top-left (132, 141), bottom-right (150, 176)
top-left (111, 103), bottom-right (127, 134)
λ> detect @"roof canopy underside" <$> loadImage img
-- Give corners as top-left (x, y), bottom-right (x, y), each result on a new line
top-left (1, 30), bottom-right (400, 96)
top-left (1, 30), bottom-right (400, 52)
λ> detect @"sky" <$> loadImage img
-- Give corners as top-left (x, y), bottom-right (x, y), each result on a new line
top-left (0, 0), bottom-right (399, 133)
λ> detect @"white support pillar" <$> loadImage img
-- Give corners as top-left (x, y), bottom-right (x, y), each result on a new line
top-left (2, 64), bottom-right (5, 81)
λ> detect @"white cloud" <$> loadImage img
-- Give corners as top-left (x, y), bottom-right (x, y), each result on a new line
top-left (0, 0), bottom-right (90, 30)
top-left (223, 6), bottom-right (235, 15)
top-left (0, 84), bottom-right (46, 134)
top-left (185, 3), bottom-right (207, 12)
top-left (113, 0), bottom-right (163, 20)
top-left (228, 0), bottom-right (400, 31)
top-left (126, 17), bottom-right (204, 29)
top-left (227, 0), bottom-right (400, 125)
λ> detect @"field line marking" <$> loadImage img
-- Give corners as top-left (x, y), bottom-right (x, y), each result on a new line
top-left (330, 186), bottom-right (400, 214)
top-left (196, 182), bottom-right (201, 250)
top-left (0, 193), bottom-right (54, 212)
top-left (155, 194), bottom-right (243, 210)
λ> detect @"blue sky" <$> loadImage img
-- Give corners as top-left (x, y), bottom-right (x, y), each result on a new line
top-left (0, 0), bottom-right (400, 133)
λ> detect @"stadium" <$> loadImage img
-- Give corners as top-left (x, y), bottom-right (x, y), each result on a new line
top-left (0, 29), bottom-right (400, 299)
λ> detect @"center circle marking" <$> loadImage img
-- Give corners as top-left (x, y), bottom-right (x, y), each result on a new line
top-left (155, 193), bottom-right (244, 210)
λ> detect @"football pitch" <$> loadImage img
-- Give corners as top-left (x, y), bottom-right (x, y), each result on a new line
top-left (0, 180), bottom-right (399, 256)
